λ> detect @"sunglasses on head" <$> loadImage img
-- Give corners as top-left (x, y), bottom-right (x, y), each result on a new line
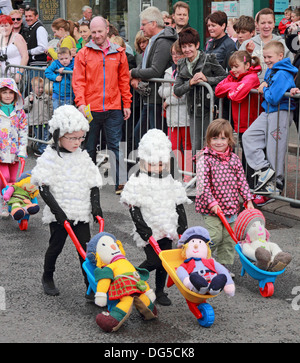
top-left (11, 18), bottom-right (22, 21)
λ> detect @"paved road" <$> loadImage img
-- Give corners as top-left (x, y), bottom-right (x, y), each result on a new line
top-left (1, 153), bottom-right (300, 346)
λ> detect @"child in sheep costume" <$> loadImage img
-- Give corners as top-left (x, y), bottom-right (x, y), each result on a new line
top-left (31, 105), bottom-right (103, 297)
top-left (120, 128), bottom-right (192, 305)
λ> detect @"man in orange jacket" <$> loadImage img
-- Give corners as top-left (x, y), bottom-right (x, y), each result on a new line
top-left (72, 16), bottom-right (132, 194)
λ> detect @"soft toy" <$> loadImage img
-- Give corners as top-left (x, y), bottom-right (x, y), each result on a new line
top-left (234, 209), bottom-right (292, 271)
top-left (2, 172), bottom-right (39, 220)
top-left (176, 226), bottom-right (235, 296)
top-left (86, 232), bottom-right (157, 333)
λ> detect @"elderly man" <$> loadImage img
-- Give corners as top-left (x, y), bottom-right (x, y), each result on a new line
top-left (78, 5), bottom-right (93, 24)
top-left (72, 16), bottom-right (132, 194)
top-left (130, 6), bottom-right (177, 143)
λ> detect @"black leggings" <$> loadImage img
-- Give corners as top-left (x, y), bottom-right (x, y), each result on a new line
top-left (44, 221), bottom-right (90, 287)
top-left (139, 237), bottom-right (172, 292)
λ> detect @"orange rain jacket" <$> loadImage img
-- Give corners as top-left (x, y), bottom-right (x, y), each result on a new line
top-left (72, 40), bottom-right (132, 112)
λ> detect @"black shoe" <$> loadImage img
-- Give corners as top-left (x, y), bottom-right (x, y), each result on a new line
top-left (85, 290), bottom-right (95, 302)
top-left (155, 291), bottom-right (171, 306)
top-left (42, 275), bottom-right (60, 296)
top-left (189, 271), bottom-right (209, 291)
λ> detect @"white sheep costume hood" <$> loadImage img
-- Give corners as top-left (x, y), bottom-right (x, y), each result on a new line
top-left (48, 104), bottom-right (90, 137)
top-left (138, 128), bottom-right (171, 165)
top-left (120, 128), bottom-right (192, 247)
top-left (31, 105), bottom-right (102, 225)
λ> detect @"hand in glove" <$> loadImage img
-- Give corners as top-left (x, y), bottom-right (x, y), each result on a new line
top-left (95, 292), bottom-right (107, 307)
top-left (129, 206), bottom-right (152, 241)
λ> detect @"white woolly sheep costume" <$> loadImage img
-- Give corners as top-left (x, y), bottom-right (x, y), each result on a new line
top-left (31, 105), bottom-right (102, 225)
top-left (120, 129), bottom-right (191, 247)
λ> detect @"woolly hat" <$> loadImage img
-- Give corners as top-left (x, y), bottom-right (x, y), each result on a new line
top-left (177, 226), bottom-right (211, 247)
top-left (234, 209), bottom-right (265, 241)
top-left (48, 105), bottom-right (89, 137)
top-left (138, 128), bottom-right (171, 164)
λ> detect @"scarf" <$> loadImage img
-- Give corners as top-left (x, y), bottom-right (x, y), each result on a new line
top-left (0, 102), bottom-right (14, 116)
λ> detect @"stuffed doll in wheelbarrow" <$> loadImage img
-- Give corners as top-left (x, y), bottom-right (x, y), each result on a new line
top-left (176, 226), bottom-right (235, 296)
top-left (234, 209), bottom-right (292, 271)
top-left (86, 231), bottom-right (157, 333)
top-left (2, 172), bottom-right (39, 220)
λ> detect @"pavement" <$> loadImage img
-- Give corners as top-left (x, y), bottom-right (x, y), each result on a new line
top-left (1, 144), bottom-right (300, 343)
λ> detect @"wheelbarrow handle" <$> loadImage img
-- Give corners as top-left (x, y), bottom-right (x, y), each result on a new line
top-left (95, 216), bottom-right (104, 232)
top-left (64, 220), bottom-right (86, 260)
top-left (216, 209), bottom-right (239, 244)
top-left (0, 169), bottom-right (7, 188)
top-left (64, 217), bottom-right (105, 260)
top-left (19, 157), bottom-right (25, 177)
top-left (0, 158), bottom-right (26, 189)
top-left (148, 236), bottom-right (162, 255)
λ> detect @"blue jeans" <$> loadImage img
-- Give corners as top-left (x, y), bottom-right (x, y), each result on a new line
top-left (85, 110), bottom-right (127, 188)
top-left (52, 96), bottom-right (72, 110)
top-left (134, 103), bottom-right (165, 147)
top-left (34, 124), bottom-right (49, 153)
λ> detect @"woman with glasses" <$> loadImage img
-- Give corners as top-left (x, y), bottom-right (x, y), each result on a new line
top-left (9, 9), bottom-right (25, 35)
top-left (0, 14), bottom-right (28, 83)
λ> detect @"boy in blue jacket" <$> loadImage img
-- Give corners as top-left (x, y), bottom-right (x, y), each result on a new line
top-left (242, 40), bottom-right (298, 196)
top-left (45, 47), bottom-right (74, 110)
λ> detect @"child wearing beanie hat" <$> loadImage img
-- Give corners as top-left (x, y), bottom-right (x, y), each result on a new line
top-left (234, 209), bottom-right (292, 271)
top-left (31, 105), bottom-right (103, 297)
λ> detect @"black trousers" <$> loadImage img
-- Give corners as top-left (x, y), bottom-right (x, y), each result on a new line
top-left (139, 237), bottom-right (172, 292)
top-left (44, 221), bottom-right (91, 287)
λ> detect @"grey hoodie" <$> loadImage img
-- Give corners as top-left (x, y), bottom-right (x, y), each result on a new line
top-left (131, 26), bottom-right (178, 103)
top-left (239, 34), bottom-right (294, 82)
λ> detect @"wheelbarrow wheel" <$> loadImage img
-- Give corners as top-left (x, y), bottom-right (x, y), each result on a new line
top-left (19, 219), bottom-right (28, 231)
top-left (197, 303), bottom-right (215, 327)
top-left (259, 282), bottom-right (274, 298)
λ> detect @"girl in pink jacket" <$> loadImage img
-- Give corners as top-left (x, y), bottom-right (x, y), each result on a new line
top-left (215, 51), bottom-right (261, 191)
top-left (195, 119), bottom-right (253, 273)
top-left (215, 51), bottom-right (261, 134)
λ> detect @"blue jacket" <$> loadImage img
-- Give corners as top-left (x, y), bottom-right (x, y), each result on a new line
top-left (262, 58), bottom-right (298, 113)
top-left (45, 58), bottom-right (74, 99)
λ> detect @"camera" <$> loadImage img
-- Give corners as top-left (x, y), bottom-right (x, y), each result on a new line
top-left (0, 53), bottom-right (8, 62)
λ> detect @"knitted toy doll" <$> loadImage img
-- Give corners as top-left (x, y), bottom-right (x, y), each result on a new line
top-left (176, 226), bottom-right (235, 296)
top-left (234, 209), bottom-right (292, 271)
top-left (86, 232), bottom-right (157, 333)
top-left (2, 172), bottom-right (39, 220)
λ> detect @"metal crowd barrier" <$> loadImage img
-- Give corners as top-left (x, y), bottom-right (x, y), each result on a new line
top-left (218, 90), bottom-right (300, 206)
top-left (4, 64), bottom-right (300, 205)
top-left (5, 64), bottom-right (72, 147)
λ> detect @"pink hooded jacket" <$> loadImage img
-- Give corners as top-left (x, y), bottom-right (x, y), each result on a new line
top-left (195, 147), bottom-right (253, 216)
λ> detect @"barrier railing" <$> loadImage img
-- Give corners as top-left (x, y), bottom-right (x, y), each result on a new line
top-left (4, 64), bottom-right (300, 205)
